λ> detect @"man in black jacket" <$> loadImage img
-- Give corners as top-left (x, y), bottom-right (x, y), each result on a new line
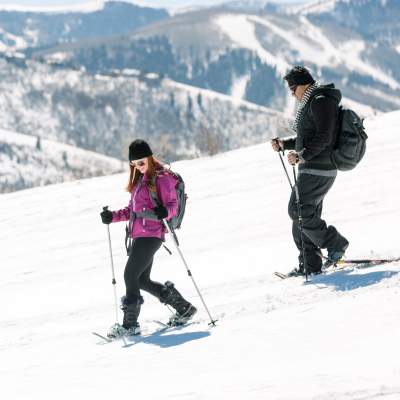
top-left (272, 66), bottom-right (348, 276)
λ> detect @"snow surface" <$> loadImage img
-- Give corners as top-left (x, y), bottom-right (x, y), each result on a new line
top-left (0, 28), bottom-right (28, 52)
top-left (230, 74), bottom-right (250, 102)
top-left (1, 110), bottom-right (400, 399)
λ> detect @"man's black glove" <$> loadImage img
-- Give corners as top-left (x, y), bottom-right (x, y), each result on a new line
top-left (154, 205), bottom-right (168, 220)
top-left (100, 209), bottom-right (113, 224)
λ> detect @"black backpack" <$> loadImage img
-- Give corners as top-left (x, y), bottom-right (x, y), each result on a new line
top-left (331, 106), bottom-right (368, 171)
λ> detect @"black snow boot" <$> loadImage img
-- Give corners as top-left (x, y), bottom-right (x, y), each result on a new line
top-left (160, 281), bottom-right (197, 326)
top-left (121, 295), bottom-right (143, 335)
top-left (287, 265), bottom-right (305, 277)
top-left (287, 265), bottom-right (324, 277)
top-left (325, 242), bottom-right (349, 268)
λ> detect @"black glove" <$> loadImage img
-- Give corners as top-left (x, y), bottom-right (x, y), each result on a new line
top-left (154, 205), bottom-right (168, 220)
top-left (100, 209), bottom-right (113, 224)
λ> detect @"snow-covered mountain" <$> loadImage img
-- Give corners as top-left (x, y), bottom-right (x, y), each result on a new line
top-left (0, 109), bottom-right (399, 399)
top-left (35, 0), bottom-right (400, 113)
top-left (0, 56), bottom-right (291, 163)
top-left (0, 129), bottom-right (124, 193)
top-left (0, 1), bottom-right (168, 54)
top-left (1, 0), bottom-right (399, 194)
top-left (221, 0), bottom-right (271, 11)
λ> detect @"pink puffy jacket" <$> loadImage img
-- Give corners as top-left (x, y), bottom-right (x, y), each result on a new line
top-left (111, 170), bottom-right (178, 240)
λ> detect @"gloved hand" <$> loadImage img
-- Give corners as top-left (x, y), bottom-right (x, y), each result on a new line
top-left (288, 151), bottom-right (300, 166)
top-left (100, 209), bottom-right (113, 224)
top-left (271, 138), bottom-right (284, 152)
top-left (154, 205), bottom-right (168, 220)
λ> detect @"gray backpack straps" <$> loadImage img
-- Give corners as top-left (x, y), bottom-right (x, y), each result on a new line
top-left (130, 179), bottom-right (160, 224)
top-left (136, 174), bottom-right (160, 219)
top-left (149, 182), bottom-right (161, 207)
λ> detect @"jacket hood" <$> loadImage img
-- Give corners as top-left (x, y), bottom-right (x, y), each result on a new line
top-left (312, 83), bottom-right (342, 103)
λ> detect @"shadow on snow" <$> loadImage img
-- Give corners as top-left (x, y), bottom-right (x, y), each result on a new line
top-left (309, 269), bottom-right (399, 291)
top-left (122, 330), bottom-right (211, 349)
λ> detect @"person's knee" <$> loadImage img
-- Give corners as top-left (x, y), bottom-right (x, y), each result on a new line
top-left (139, 276), bottom-right (151, 290)
top-left (124, 267), bottom-right (141, 286)
top-left (290, 202), bottom-right (316, 222)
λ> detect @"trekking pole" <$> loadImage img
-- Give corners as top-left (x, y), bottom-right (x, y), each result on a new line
top-left (291, 169), bottom-right (309, 282)
top-left (274, 142), bottom-right (309, 282)
top-left (278, 152), bottom-right (294, 190)
top-left (103, 206), bottom-right (119, 324)
top-left (272, 138), bottom-right (293, 189)
top-left (163, 220), bottom-right (217, 327)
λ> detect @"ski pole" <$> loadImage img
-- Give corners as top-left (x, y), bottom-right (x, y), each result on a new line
top-left (272, 138), bottom-right (293, 189)
top-left (103, 206), bottom-right (119, 324)
top-left (291, 168), bottom-right (309, 282)
top-left (163, 220), bottom-right (217, 327)
top-left (274, 142), bottom-right (309, 282)
top-left (278, 151), bottom-right (294, 190)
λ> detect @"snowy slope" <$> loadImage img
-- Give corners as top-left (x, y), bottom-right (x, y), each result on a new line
top-left (0, 110), bottom-right (400, 399)
top-left (215, 12), bottom-right (399, 90)
top-left (0, 58), bottom-right (291, 161)
top-left (0, 129), bottom-right (124, 193)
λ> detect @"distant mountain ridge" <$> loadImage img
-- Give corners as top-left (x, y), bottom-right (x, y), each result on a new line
top-left (1, 0), bottom-right (400, 194)
top-left (0, 1), bottom-right (169, 53)
top-left (23, 0), bottom-right (400, 114)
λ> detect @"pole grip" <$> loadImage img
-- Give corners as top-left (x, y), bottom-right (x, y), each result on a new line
top-left (272, 137), bottom-right (285, 155)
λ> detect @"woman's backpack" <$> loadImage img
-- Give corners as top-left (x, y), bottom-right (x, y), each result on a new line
top-left (150, 168), bottom-right (187, 230)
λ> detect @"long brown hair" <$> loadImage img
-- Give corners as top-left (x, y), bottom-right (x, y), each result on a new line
top-left (126, 156), bottom-right (162, 193)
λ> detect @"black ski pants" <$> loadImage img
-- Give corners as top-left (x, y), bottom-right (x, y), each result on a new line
top-left (124, 237), bottom-right (164, 300)
top-left (288, 172), bottom-right (347, 272)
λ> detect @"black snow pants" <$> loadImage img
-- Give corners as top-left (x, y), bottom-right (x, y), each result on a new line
top-left (288, 172), bottom-right (348, 272)
top-left (124, 237), bottom-right (164, 300)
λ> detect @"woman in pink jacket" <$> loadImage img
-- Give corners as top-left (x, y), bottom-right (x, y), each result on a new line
top-left (100, 139), bottom-right (196, 337)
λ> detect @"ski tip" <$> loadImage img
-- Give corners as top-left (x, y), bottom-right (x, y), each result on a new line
top-left (92, 332), bottom-right (112, 343)
top-left (274, 272), bottom-right (288, 279)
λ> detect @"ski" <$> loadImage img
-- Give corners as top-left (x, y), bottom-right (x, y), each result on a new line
top-left (274, 256), bottom-right (400, 280)
top-left (92, 331), bottom-right (113, 343)
top-left (317, 249), bottom-right (400, 267)
top-left (274, 271), bottom-right (288, 279)
top-left (331, 257), bottom-right (400, 266)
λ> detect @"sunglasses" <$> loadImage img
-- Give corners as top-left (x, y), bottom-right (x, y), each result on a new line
top-left (130, 159), bottom-right (146, 167)
top-left (289, 85), bottom-right (298, 94)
